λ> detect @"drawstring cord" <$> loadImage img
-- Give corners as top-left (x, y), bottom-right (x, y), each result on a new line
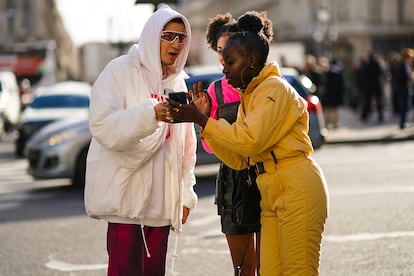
top-left (140, 224), bottom-right (151, 258)
top-left (169, 231), bottom-right (180, 275)
top-left (139, 224), bottom-right (181, 275)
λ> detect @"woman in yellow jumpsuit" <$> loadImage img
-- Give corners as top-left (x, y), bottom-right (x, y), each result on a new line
top-left (166, 12), bottom-right (329, 276)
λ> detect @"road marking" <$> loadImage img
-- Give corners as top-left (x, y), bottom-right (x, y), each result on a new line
top-left (325, 231), bottom-right (414, 242)
top-left (330, 186), bottom-right (414, 196)
top-left (45, 259), bottom-right (107, 272)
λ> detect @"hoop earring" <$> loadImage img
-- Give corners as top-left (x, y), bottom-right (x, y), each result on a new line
top-left (240, 66), bottom-right (248, 88)
top-left (240, 65), bottom-right (256, 88)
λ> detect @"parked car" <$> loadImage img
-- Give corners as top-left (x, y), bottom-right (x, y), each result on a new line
top-left (281, 67), bottom-right (327, 149)
top-left (0, 71), bottom-right (21, 137)
top-left (26, 113), bottom-right (90, 187)
top-left (15, 81), bottom-right (91, 156)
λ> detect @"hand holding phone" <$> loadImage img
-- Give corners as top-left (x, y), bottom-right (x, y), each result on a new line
top-left (168, 92), bottom-right (187, 123)
top-left (168, 92), bottom-right (187, 104)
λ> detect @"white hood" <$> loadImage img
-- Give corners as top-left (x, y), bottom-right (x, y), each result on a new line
top-left (128, 6), bottom-right (191, 94)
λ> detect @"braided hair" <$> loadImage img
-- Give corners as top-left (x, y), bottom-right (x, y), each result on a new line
top-left (229, 11), bottom-right (274, 69)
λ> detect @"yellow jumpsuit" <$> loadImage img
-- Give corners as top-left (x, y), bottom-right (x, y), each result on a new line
top-left (201, 62), bottom-right (329, 275)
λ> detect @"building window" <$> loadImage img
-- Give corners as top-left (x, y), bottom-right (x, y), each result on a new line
top-left (309, 0), bottom-right (319, 24)
top-left (368, 0), bottom-right (382, 24)
top-left (336, 0), bottom-right (349, 23)
top-left (397, 0), bottom-right (405, 24)
top-left (6, 9), bottom-right (15, 34)
top-left (22, 0), bottom-right (32, 33)
top-left (6, 0), bottom-right (15, 34)
top-left (6, 0), bottom-right (14, 9)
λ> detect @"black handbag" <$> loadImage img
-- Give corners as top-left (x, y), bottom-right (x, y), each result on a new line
top-left (231, 167), bottom-right (261, 225)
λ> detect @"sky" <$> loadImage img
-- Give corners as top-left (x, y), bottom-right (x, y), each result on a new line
top-left (55, 0), bottom-right (154, 46)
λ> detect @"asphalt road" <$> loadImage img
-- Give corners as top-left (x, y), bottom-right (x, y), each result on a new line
top-left (0, 136), bottom-right (414, 276)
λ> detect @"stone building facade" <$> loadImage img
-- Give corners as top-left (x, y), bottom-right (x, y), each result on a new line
top-left (177, 0), bottom-right (414, 67)
top-left (2, 0), bottom-right (413, 85)
top-left (0, 0), bottom-right (79, 85)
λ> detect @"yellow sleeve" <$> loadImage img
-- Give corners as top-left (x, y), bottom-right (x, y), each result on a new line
top-left (202, 118), bottom-right (248, 170)
top-left (201, 78), bottom-right (309, 167)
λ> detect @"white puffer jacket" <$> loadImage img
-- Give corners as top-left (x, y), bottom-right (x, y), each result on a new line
top-left (84, 6), bottom-right (197, 232)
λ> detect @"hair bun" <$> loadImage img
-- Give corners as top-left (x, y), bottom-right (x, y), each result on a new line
top-left (237, 11), bottom-right (273, 42)
top-left (237, 12), bottom-right (263, 33)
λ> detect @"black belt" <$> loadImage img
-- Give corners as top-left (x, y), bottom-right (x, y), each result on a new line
top-left (248, 151), bottom-right (278, 176)
top-left (249, 162), bottom-right (266, 175)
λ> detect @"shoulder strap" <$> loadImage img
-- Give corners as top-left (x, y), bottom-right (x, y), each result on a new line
top-left (214, 79), bottom-right (224, 105)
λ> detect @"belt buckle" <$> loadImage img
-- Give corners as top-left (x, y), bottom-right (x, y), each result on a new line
top-left (255, 162), bottom-right (265, 174)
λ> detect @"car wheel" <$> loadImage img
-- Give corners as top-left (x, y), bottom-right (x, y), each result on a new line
top-left (72, 148), bottom-right (88, 187)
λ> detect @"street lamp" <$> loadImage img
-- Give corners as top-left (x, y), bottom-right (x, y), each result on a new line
top-left (318, 8), bottom-right (330, 24)
top-left (313, 1), bottom-right (337, 58)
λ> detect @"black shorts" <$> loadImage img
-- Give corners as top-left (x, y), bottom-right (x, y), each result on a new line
top-left (220, 208), bottom-right (261, 234)
top-left (216, 163), bottom-right (261, 234)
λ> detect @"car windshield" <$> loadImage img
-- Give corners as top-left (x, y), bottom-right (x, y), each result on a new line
top-left (30, 94), bottom-right (90, 109)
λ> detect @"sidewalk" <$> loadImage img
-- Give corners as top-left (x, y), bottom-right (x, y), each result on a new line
top-left (324, 107), bottom-right (414, 144)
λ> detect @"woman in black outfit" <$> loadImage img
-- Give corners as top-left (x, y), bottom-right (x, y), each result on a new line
top-left (198, 11), bottom-right (272, 275)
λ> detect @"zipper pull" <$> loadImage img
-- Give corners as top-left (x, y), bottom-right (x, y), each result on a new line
top-left (247, 171), bottom-right (252, 186)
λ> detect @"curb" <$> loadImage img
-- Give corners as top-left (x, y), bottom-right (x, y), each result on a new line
top-left (326, 134), bottom-right (414, 145)
top-left (322, 108), bottom-right (414, 145)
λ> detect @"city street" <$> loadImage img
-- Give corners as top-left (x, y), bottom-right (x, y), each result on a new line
top-left (0, 133), bottom-right (414, 275)
top-left (1, 1), bottom-right (414, 275)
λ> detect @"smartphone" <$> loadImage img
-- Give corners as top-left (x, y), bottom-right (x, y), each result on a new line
top-left (168, 91), bottom-right (187, 104)
top-left (168, 92), bottom-right (187, 123)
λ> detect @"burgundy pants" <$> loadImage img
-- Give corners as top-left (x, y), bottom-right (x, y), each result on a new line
top-left (107, 223), bottom-right (170, 276)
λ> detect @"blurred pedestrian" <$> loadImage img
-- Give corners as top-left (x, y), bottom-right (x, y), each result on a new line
top-left (321, 59), bottom-right (345, 129)
top-left (84, 6), bottom-right (198, 275)
top-left (354, 57), bottom-right (367, 111)
top-left (386, 51), bottom-right (401, 115)
top-left (397, 47), bottom-right (414, 129)
top-left (302, 54), bottom-right (323, 98)
top-left (19, 78), bottom-right (31, 110)
top-left (361, 51), bottom-right (384, 123)
top-left (203, 11), bottom-right (264, 275)
top-left (166, 11), bottom-right (329, 276)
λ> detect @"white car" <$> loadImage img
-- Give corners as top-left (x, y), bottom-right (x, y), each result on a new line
top-left (26, 113), bottom-right (90, 186)
top-left (15, 81), bottom-right (91, 156)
